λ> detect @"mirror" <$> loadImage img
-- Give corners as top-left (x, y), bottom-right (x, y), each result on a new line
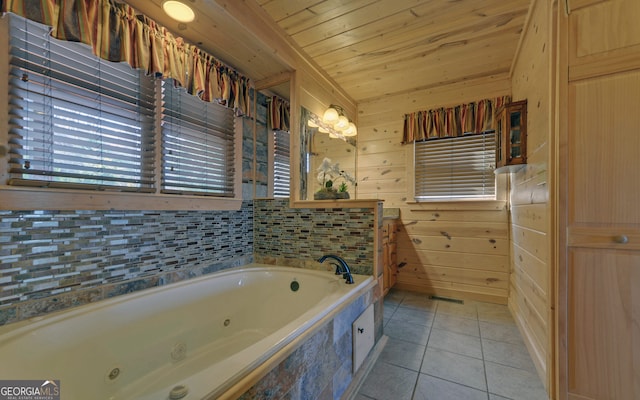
top-left (299, 107), bottom-right (356, 200)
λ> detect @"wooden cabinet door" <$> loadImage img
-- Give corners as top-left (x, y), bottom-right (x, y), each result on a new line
top-left (566, 69), bottom-right (640, 399)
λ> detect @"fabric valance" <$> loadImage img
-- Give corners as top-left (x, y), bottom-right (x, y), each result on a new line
top-left (1, 0), bottom-right (252, 115)
top-left (402, 96), bottom-right (511, 143)
top-left (268, 96), bottom-right (290, 131)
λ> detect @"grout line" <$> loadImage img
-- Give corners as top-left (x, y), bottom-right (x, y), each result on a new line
top-left (479, 311), bottom-right (491, 400)
top-left (409, 298), bottom-right (438, 399)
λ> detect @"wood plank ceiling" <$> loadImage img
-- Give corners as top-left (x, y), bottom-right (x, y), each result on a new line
top-left (123, 0), bottom-right (532, 103)
top-left (255, 0), bottom-right (532, 102)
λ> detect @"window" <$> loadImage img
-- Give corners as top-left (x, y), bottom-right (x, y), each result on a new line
top-left (161, 81), bottom-right (236, 196)
top-left (414, 132), bottom-right (496, 201)
top-left (7, 15), bottom-right (156, 191)
top-left (273, 130), bottom-right (290, 198)
top-left (5, 14), bottom-right (237, 200)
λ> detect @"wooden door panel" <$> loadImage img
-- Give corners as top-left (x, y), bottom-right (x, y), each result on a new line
top-left (568, 249), bottom-right (640, 399)
top-left (569, 70), bottom-right (640, 225)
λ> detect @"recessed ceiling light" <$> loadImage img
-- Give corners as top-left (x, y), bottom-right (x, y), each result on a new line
top-left (162, 1), bottom-right (195, 23)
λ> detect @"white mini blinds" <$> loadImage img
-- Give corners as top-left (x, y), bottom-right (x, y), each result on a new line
top-left (6, 14), bottom-right (237, 197)
top-left (161, 81), bottom-right (235, 197)
top-left (7, 15), bottom-right (156, 192)
top-left (414, 132), bottom-right (496, 201)
top-left (273, 130), bottom-right (290, 198)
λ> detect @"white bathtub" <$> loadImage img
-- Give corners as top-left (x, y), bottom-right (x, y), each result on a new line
top-left (0, 264), bottom-right (374, 400)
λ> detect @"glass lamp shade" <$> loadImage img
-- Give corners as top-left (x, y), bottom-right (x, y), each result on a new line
top-left (334, 115), bottom-right (349, 131)
top-left (343, 122), bottom-right (357, 136)
top-left (322, 107), bottom-right (340, 125)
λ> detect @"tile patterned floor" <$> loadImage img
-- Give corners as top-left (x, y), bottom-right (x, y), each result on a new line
top-left (354, 289), bottom-right (548, 400)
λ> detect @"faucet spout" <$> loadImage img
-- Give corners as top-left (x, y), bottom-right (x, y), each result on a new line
top-left (317, 254), bottom-right (354, 284)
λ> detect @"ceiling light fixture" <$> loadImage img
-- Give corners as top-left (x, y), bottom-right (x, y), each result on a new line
top-left (162, 1), bottom-right (195, 23)
top-left (321, 104), bottom-right (357, 137)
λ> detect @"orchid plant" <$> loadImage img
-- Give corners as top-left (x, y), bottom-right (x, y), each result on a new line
top-left (316, 157), bottom-right (356, 193)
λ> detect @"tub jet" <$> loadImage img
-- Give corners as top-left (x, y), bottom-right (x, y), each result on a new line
top-left (169, 384), bottom-right (189, 399)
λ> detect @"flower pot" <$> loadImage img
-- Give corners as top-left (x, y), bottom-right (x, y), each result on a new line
top-left (314, 190), bottom-right (336, 200)
top-left (314, 190), bottom-right (350, 200)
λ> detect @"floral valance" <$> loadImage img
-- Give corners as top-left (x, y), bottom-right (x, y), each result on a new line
top-left (1, 0), bottom-right (252, 115)
top-left (402, 96), bottom-right (511, 143)
top-left (268, 96), bottom-right (290, 131)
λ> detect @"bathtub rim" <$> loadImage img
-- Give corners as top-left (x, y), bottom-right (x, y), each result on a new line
top-left (0, 263), bottom-right (371, 337)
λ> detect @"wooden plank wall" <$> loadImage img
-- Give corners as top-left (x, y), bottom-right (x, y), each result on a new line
top-left (357, 75), bottom-right (513, 304)
top-left (509, 0), bottom-right (554, 392)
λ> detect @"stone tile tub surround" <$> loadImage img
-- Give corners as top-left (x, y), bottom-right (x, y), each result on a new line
top-left (0, 202), bottom-right (254, 325)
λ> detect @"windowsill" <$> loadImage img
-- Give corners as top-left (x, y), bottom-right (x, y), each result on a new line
top-left (0, 186), bottom-right (244, 211)
top-left (406, 200), bottom-right (507, 211)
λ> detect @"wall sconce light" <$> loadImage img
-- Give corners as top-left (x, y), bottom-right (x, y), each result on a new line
top-left (322, 104), bottom-right (357, 137)
top-left (322, 106), bottom-right (340, 125)
top-left (163, 1), bottom-right (196, 23)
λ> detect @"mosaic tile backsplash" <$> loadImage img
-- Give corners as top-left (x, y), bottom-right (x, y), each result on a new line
top-left (0, 203), bottom-right (254, 325)
top-left (253, 198), bottom-right (376, 276)
top-left (0, 198), bottom-right (379, 326)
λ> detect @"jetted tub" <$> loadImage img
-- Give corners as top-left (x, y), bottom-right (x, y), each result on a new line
top-left (0, 264), bottom-right (374, 399)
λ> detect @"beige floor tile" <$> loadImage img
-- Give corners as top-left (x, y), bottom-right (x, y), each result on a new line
top-left (384, 289), bottom-right (406, 306)
top-left (477, 302), bottom-right (514, 324)
top-left (479, 321), bottom-right (524, 344)
top-left (489, 394), bottom-right (512, 399)
top-left (385, 320), bottom-right (431, 346)
top-left (379, 337), bottom-right (426, 372)
top-left (427, 328), bottom-right (483, 359)
top-left (359, 361), bottom-right (417, 400)
top-left (433, 313), bottom-right (480, 337)
top-left (421, 348), bottom-right (487, 391)
top-left (357, 291), bottom-right (547, 400)
top-left (400, 293), bottom-right (438, 311)
top-left (435, 301), bottom-right (478, 320)
top-left (414, 374), bottom-right (488, 400)
top-left (485, 361), bottom-right (548, 400)
top-left (390, 306), bottom-right (435, 328)
top-left (482, 338), bottom-right (538, 372)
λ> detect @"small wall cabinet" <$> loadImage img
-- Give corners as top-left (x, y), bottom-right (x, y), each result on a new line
top-left (495, 100), bottom-right (527, 171)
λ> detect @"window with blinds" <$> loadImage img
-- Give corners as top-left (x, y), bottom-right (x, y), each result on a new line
top-left (6, 14), bottom-right (238, 199)
top-left (7, 15), bottom-right (156, 191)
top-left (273, 130), bottom-right (290, 198)
top-left (414, 132), bottom-right (496, 201)
top-left (161, 80), bottom-right (236, 196)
